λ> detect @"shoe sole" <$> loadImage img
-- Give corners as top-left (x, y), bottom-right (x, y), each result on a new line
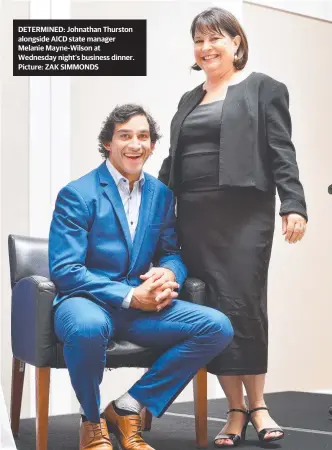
top-left (110, 433), bottom-right (124, 450)
top-left (105, 421), bottom-right (123, 450)
top-left (260, 435), bottom-right (285, 442)
top-left (106, 419), bottom-right (154, 450)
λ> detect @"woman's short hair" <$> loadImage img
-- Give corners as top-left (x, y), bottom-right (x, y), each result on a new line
top-left (98, 104), bottom-right (162, 159)
top-left (190, 7), bottom-right (248, 71)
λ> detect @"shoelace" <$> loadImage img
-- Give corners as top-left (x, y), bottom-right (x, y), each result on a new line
top-left (90, 422), bottom-right (109, 440)
top-left (127, 416), bottom-right (144, 445)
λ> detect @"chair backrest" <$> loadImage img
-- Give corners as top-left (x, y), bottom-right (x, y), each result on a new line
top-left (8, 235), bottom-right (49, 288)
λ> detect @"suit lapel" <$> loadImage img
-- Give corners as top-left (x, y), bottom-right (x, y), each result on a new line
top-left (129, 178), bottom-right (155, 272)
top-left (97, 162), bottom-right (133, 253)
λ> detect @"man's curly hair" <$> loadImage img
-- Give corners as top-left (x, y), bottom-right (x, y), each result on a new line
top-left (98, 104), bottom-right (162, 159)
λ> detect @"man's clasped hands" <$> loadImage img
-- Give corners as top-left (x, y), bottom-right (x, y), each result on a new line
top-left (131, 267), bottom-right (179, 312)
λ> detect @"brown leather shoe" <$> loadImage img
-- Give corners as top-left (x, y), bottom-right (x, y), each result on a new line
top-left (104, 402), bottom-right (155, 450)
top-left (79, 418), bottom-right (113, 449)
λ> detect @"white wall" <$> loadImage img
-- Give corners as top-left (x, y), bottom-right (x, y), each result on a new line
top-left (243, 2), bottom-right (332, 392)
top-left (245, 0), bottom-right (332, 22)
top-left (1, 0), bottom-right (31, 422)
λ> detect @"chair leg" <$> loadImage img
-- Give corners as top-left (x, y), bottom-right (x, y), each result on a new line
top-left (36, 367), bottom-right (50, 450)
top-left (193, 367), bottom-right (208, 448)
top-left (10, 357), bottom-right (26, 437)
top-left (140, 407), bottom-right (153, 431)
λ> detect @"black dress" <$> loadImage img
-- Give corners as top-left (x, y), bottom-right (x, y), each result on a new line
top-left (177, 100), bottom-right (276, 375)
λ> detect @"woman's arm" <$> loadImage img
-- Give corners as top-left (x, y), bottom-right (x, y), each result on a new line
top-left (266, 81), bottom-right (308, 221)
top-left (158, 91), bottom-right (189, 186)
top-left (158, 154), bottom-right (172, 186)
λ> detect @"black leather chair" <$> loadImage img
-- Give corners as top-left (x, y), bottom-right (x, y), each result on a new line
top-left (9, 234), bottom-right (208, 450)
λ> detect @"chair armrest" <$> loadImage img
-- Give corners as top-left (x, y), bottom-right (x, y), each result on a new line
top-left (181, 277), bottom-right (206, 306)
top-left (11, 276), bottom-right (58, 367)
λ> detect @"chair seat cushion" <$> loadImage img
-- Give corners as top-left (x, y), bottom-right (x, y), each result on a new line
top-left (55, 341), bottom-right (164, 369)
top-left (107, 340), bottom-right (154, 355)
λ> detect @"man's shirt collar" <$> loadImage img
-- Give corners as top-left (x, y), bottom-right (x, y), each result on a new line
top-left (106, 158), bottom-right (145, 188)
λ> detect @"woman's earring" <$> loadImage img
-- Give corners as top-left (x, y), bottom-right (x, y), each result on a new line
top-left (233, 53), bottom-right (239, 68)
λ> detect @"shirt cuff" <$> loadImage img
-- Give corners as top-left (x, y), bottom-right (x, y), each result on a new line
top-left (121, 288), bottom-right (134, 309)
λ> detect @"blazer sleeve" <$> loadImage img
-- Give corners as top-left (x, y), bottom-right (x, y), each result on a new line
top-left (266, 82), bottom-right (308, 221)
top-left (152, 192), bottom-right (187, 289)
top-left (158, 92), bottom-right (188, 186)
top-left (49, 185), bottom-right (131, 308)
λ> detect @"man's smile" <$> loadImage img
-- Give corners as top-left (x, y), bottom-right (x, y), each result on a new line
top-left (124, 154), bottom-right (143, 161)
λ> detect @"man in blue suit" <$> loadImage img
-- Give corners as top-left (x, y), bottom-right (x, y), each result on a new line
top-left (49, 104), bottom-right (234, 450)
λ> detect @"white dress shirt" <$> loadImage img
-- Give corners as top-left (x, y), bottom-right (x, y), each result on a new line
top-left (106, 159), bottom-right (145, 308)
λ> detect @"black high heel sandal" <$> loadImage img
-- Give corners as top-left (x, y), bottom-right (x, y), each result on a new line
top-left (214, 408), bottom-right (249, 448)
top-left (248, 407), bottom-right (284, 442)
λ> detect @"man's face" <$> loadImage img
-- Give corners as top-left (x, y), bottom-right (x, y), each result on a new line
top-left (104, 114), bottom-right (154, 182)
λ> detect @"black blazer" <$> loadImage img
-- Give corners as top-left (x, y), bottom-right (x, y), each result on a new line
top-left (159, 72), bottom-right (307, 221)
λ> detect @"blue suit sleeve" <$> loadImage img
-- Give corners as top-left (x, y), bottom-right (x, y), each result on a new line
top-left (152, 193), bottom-right (187, 289)
top-left (49, 185), bottom-right (131, 308)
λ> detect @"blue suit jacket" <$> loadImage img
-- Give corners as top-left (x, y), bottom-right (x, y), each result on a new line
top-left (49, 161), bottom-right (187, 308)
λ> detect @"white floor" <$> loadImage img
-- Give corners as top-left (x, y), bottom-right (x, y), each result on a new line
top-left (311, 389), bottom-right (332, 395)
top-left (0, 384), bottom-right (17, 450)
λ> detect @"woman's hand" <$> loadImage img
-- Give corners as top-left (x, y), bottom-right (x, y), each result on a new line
top-left (282, 213), bottom-right (307, 243)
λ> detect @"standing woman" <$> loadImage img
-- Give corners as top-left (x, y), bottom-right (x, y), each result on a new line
top-left (159, 7), bottom-right (307, 448)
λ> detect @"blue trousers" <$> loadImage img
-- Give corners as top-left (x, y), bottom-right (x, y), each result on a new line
top-left (54, 297), bottom-right (233, 423)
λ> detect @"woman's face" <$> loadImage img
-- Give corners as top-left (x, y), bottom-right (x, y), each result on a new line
top-left (193, 27), bottom-right (240, 75)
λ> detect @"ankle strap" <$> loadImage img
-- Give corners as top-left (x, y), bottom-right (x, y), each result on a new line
top-left (249, 407), bottom-right (269, 414)
top-left (227, 408), bottom-right (248, 415)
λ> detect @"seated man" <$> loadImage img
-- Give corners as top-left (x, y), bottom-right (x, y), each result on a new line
top-left (49, 104), bottom-right (234, 450)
